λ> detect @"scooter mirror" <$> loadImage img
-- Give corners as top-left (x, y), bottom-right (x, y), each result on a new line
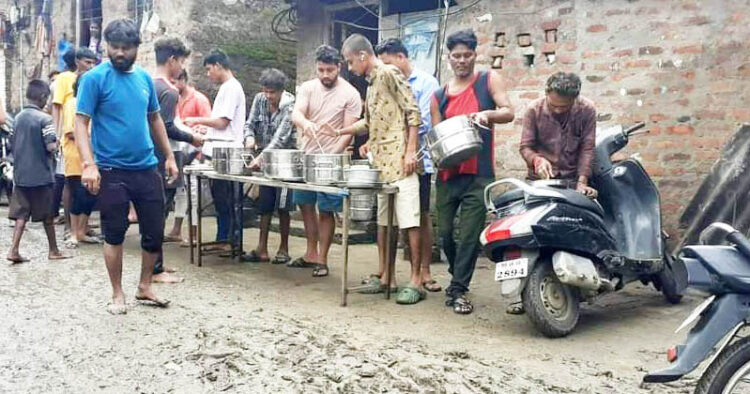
top-left (698, 222), bottom-right (736, 245)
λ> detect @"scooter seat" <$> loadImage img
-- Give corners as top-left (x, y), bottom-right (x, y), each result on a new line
top-left (493, 189), bottom-right (525, 208)
top-left (528, 187), bottom-right (604, 216)
top-left (682, 246), bottom-right (750, 293)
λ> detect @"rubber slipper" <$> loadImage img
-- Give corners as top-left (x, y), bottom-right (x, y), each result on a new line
top-left (451, 294), bottom-right (473, 314)
top-left (106, 303), bottom-right (128, 315)
top-left (48, 254), bottom-right (72, 260)
top-left (423, 280), bottom-right (442, 292)
top-left (240, 250), bottom-right (270, 263)
top-left (286, 257), bottom-right (316, 268)
top-left (135, 295), bottom-right (170, 308)
top-left (396, 286), bottom-right (426, 305)
top-left (272, 253), bottom-right (291, 265)
top-left (354, 277), bottom-right (384, 294)
top-left (506, 302), bottom-right (525, 315)
top-left (78, 235), bottom-right (102, 244)
top-left (179, 240), bottom-right (191, 248)
top-left (311, 263), bottom-right (329, 277)
top-left (361, 274), bottom-right (381, 285)
top-left (7, 256), bottom-right (30, 264)
top-left (163, 235), bottom-right (182, 243)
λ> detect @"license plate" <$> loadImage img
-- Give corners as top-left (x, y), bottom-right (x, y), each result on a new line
top-left (675, 295), bottom-right (715, 333)
top-left (495, 258), bottom-right (529, 281)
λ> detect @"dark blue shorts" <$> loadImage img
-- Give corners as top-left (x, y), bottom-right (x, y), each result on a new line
top-left (257, 185), bottom-right (294, 214)
top-left (66, 176), bottom-right (98, 216)
top-left (293, 190), bottom-right (342, 213)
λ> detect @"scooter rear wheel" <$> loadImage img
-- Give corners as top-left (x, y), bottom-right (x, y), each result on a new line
top-left (522, 261), bottom-right (580, 338)
top-left (695, 335), bottom-right (750, 394)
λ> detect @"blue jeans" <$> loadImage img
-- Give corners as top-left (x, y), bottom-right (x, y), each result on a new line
top-left (210, 179), bottom-right (232, 242)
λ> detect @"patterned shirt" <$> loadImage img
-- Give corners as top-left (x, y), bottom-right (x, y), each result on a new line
top-left (353, 63), bottom-right (422, 183)
top-left (243, 91), bottom-right (296, 150)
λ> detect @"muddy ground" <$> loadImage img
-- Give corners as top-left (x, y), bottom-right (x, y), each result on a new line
top-left (0, 210), bottom-right (703, 393)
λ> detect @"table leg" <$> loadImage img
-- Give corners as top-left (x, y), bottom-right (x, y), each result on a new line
top-left (238, 183), bottom-right (244, 258)
top-left (187, 174), bottom-right (194, 265)
top-left (229, 181), bottom-right (236, 260)
top-left (341, 194), bottom-right (351, 307)
top-left (197, 176), bottom-right (203, 267)
top-left (385, 193), bottom-right (395, 300)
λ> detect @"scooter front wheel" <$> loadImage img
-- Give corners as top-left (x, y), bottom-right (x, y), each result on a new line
top-left (522, 261), bottom-right (580, 338)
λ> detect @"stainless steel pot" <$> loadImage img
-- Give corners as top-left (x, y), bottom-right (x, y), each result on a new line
top-left (261, 149), bottom-right (304, 181)
top-left (344, 165), bottom-right (381, 187)
top-left (426, 115), bottom-right (484, 169)
top-left (350, 189), bottom-right (377, 221)
top-left (304, 154), bottom-right (350, 185)
top-left (227, 148), bottom-right (255, 175)
top-left (212, 147), bottom-right (231, 174)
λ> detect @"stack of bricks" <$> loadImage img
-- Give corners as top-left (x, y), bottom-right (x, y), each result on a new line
top-left (442, 0), bottom-right (750, 237)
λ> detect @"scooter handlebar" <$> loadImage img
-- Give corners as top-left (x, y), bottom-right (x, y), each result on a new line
top-left (624, 122), bottom-right (646, 136)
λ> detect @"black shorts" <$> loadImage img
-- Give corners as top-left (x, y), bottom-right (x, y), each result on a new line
top-left (9, 185), bottom-right (54, 222)
top-left (257, 185), bottom-right (294, 214)
top-left (65, 176), bottom-right (98, 216)
top-left (98, 167), bottom-right (165, 252)
top-left (419, 174), bottom-right (432, 213)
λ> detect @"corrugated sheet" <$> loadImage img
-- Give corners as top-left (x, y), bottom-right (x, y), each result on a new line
top-left (677, 124), bottom-right (750, 250)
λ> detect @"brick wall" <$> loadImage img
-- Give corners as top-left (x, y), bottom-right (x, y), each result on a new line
top-left (384, 0), bottom-right (750, 237)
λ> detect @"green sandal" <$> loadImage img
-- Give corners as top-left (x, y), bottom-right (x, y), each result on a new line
top-left (395, 286), bottom-right (426, 305)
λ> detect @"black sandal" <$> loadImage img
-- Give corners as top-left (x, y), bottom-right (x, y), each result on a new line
top-left (506, 301), bottom-right (525, 315)
top-left (447, 294), bottom-right (473, 315)
top-left (312, 264), bottom-right (329, 277)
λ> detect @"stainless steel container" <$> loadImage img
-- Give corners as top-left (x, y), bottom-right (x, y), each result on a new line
top-left (227, 148), bottom-right (255, 176)
top-left (261, 149), bottom-right (304, 181)
top-left (344, 165), bottom-right (381, 187)
top-left (426, 115), bottom-right (483, 169)
top-left (350, 189), bottom-right (377, 222)
top-left (304, 154), bottom-right (350, 185)
top-left (212, 147), bottom-right (231, 174)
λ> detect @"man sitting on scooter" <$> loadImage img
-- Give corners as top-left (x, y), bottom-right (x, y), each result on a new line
top-left (519, 72), bottom-right (597, 198)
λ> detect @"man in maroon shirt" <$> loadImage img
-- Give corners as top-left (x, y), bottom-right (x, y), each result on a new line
top-left (519, 72), bottom-right (597, 197)
top-left (429, 30), bottom-right (514, 314)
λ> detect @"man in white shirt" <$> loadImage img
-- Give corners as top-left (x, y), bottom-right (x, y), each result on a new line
top-left (185, 49), bottom-right (246, 250)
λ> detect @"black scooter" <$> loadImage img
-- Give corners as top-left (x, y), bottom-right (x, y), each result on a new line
top-left (480, 122), bottom-right (684, 337)
top-left (644, 222), bottom-right (750, 393)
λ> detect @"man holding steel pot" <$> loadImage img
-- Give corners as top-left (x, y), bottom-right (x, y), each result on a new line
top-left (429, 29), bottom-right (515, 315)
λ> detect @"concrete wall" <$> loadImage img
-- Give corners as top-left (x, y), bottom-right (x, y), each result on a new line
top-left (300, 0), bottom-right (750, 237)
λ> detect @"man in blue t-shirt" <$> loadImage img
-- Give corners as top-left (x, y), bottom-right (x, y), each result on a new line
top-left (75, 19), bottom-right (178, 315)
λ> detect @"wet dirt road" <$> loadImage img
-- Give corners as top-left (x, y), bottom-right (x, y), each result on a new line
top-left (0, 212), bottom-right (700, 393)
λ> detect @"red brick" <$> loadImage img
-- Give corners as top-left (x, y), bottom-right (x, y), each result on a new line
top-left (611, 73), bottom-right (633, 82)
top-left (669, 168), bottom-right (687, 176)
top-left (690, 138), bottom-right (725, 149)
top-left (557, 54), bottom-right (576, 64)
top-left (682, 3), bottom-right (700, 11)
top-left (654, 140), bottom-right (679, 150)
top-left (732, 108), bottom-right (750, 122)
top-left (612, 49), bottom-right (633, 57)
top-left (645, 165), bottom-right (665, 177)
top-left (586, 75), bottom-right (605, 83)
top-left (594, 63), bottom-right (611, 71)
top-left (519, 78), bottom-right (541, 87)
top-left (601, 90), bottom-right (617, 97)
top-left (674, 44), bottom-right (703, 54)
top-left (663, 152), bottom-right (691, 162)
top-left (650, 114), bottom-right (667, 122)
top-left (639, 46), bottom-right (663, 55)
top-left (681, 71), bottom-right (696, 80)
top-left (695, 151), bottom-right (719, 161)
top-left (684, 16), bottom-right (710, 26)
top-left (695, 110), bottom-right (725, 120)
top-left (627, 88), bottom-right (646, 95)
top-left (675, 98), bottom-right (690, 107)
top-left (711, 81), bottom-right (735, 94)
top-left (519, 92), bottom-right (539, 99)
top-left (582, 51), bottom-right (602, 59)
top-left (587, 24), bottom-right (607, 33)
top-left (541, 19), bottom-right (561, 30)
top-left (635, 7), bottom-right (659, 15)
top-left (605, 9), bottom-right (630, 16)
top-left (667, 125), bottom-right (695, 135)
top-left (738, 63), bottom-right (750, 77)
top-left (730, 12), bottom-right (746, 23)
top-left (624, 59), bottom-right (651, 68)
top-left (541, 43), bottom-right (558, 53)
top-left (649, 127), bottom-right (662, 135)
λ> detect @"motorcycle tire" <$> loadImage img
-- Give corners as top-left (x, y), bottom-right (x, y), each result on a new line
top-left (522, 261), bottom-right (580, 338)
top-left (695, 335), bottom-right (750, 394)
top-left (658, 255), bottom-right (683, 305)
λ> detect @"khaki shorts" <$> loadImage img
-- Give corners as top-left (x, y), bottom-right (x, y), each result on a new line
top-left (377, 173), bottom-right (421, 229)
